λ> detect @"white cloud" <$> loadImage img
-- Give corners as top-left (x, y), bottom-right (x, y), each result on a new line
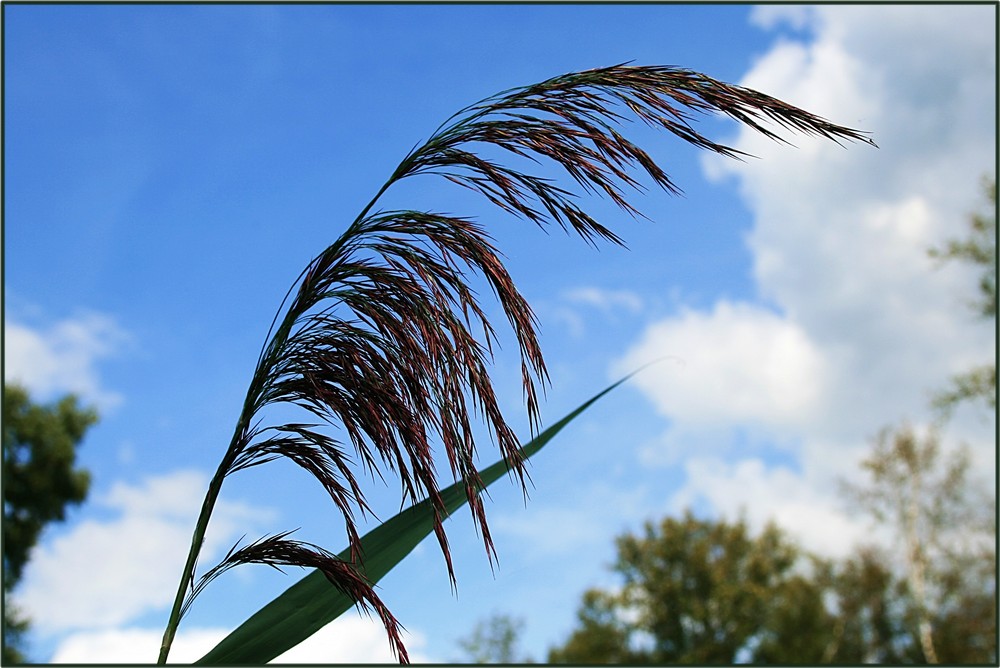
top-left (274, 612), bottom-right (432, 663)
top-left (50, 626), bottom-right (228, 664)
top-left (27, 470), bottom-right (435, 664)
top-left (47, 614), bottom-right (434, 664)
top-left (615, 5), bottom-right (996, 558)
top-left (706, 4), bottom-right (995, 440)
top-left (668, 457), bottom-right (873, 560)
top-left (18, 470), bottom-right (275, 635)
top-left (564, 287), bottom-right (644, 315)
top-left (614, 301), bottom-right (828, 431)
top-left (4, 311), bottom-right (131, 411)
top-left (18, 469), bottom-right (433, 663)
top-left (545, 286), bottom-right (645, 339)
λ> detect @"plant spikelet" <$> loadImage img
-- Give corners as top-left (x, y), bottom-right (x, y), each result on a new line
top-left (162, 64), bottom-right (875, 664)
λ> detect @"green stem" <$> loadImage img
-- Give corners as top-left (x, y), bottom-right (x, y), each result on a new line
top-left (158, 331), bottom-right (286, 663)
top-left (157, 460), bottom-right (229, 664)
top-left (159, 366), bottom-right (266, 664)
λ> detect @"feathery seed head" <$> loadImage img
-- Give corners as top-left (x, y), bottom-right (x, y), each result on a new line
top-left (170, 64), bottom-right (874, 664)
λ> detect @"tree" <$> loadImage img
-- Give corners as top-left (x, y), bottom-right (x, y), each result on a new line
top-left (548, 512), bottom-right (839, 664)
top-left (2, 384), bottom-right (96, 663)
top-left (811, 547), bottom-right (918, 663)
top-left (548, 589), bottom-right (640, 664)
top-left (456, 613), bottom-right (533, 664)
top-left (827, 176), bottom-right (998, 664)
top-left (929, 175), bottom-right (997, 416)
top-left (545, 511), bottom-right (987, 664)
top-left (156, 64), bottom-right (873, 663)
top-left (545, 178), bottom-right (994, 666)
top-left (843, 425), bottom-right (996, 664)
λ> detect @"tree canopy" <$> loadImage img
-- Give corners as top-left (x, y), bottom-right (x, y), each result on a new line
top-left (541, 424), bottom-right (996, 665)
top-left (456, 613), bottom-right (533, 664)
top-left (843, 425), bottom-right (996, 664)
top-left (548, 512), bottom-right (836, 664)
top-left (2, 384), bottom-right (96, 663)
top-left (930, 175), bottom-right (997, 415)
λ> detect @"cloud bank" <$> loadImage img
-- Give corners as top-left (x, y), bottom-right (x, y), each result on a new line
top-left (4, 310), bottom-right (131, 411)
top-left (614, 5), bottom-right (996, 557)
top-left (19, 471), bottom-right (434, 663)
top-left (49, 614), bottom-right (432, 664)
top-left (18, 470), bottom-right (273, 633)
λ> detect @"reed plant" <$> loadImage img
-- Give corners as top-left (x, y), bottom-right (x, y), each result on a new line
top-left (158, 64), bottom-right (874, 664)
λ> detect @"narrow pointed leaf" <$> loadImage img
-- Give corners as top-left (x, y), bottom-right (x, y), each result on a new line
top-left (195, 373), bottom-right (635, 665)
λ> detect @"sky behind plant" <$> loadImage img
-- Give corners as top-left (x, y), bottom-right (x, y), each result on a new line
top-left (4, 3), bottom-right (996, 663)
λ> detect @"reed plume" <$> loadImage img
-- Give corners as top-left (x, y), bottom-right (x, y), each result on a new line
top-left (159, 64), bottom-right (874, 664)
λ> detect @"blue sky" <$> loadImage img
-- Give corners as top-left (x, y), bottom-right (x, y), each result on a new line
top-left (4, 4), bottom-right (996, 663)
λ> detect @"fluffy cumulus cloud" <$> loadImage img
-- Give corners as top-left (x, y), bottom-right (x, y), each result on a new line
top-left (50, 627), bottom-right (229, 664)
top-left (4, 310), bottom-right (131, 411)
top-left (49, 614), bottom-right (432, 664)
top-left (275, 613), bottom-right (432, 664)
top-left (668, 457), bottom-right (873, 560)
top-left (21, 470), bottom-right (436, 664)
top-left (616, 5), bottom-right (996, 556)
top-left (616, 300), bottom-right (828, 431)
top-left (18, 470), bottom-right (273, 634)
top-left (565, 287), bottom-right (644, 315)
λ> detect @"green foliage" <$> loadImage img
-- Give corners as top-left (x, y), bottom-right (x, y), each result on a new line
top-left (811, 548), bottom-right (918, 663)
top-left (548, 512), bottom-right (834, 663)
top-left (932, 364), bottom-right (996, 416)
top-left (2, 606), bottom-right (30, 665)
top-left (752, 560), bottom-right (840, 662)
top-left (547, 589), bottom-right (644, 664)
top-left (851, 426), bottom-right (983, 540)
top-left (2, 384), bottom-right (96, 663)
top-left (929, 175), bottom-right (997, 319)
top-left (2, 384), bottom-right (95, 583)
top-left (931, 571), bottom-right (998, 663)
top-left (844, 424), bottom-right (996, 664)
top-left (930, 174), bottom-right (997, 416)
top-left (456, 613), bottom-right (532, 664)
top-left (546, 503), bottom-right (995, 663)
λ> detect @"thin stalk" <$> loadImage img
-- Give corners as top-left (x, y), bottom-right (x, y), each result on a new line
top-left (905, 466), bottom-right (939, 664)
top-left (156, 279), bottom-right (321, 663)
top-left (158, 464), bottom-right (228, 663)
